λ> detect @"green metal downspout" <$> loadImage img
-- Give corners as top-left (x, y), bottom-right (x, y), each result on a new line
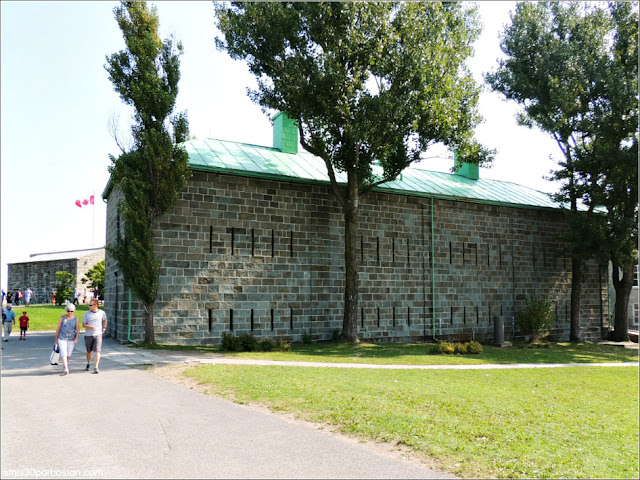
top-left (127, 289), bottom-right (137, 344)
top-left (431, 197), bottom-right (437, 340)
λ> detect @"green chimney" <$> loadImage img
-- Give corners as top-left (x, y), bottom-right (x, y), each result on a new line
top-left (454, 150), bottom-right (479, 180)
top-left (273, 112), bottom-right (298, 154)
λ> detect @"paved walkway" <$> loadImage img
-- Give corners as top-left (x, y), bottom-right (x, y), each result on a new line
top-left (1, 332), bottom-right (452, 479)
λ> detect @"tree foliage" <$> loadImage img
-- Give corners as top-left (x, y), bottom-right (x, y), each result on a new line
top-left (81, 260), bottom-right (105, 301)
top-left (54, 271), bottom-right (76, 306)
top-left (105, 1), bottom-right (190, 343)
top-left (486, 1), bottom-right (638, 341)
top-left (215, 2), bottom-right (492, 341)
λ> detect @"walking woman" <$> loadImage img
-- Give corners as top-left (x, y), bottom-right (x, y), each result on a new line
top-left (54, 304), bottom-right (79, 375)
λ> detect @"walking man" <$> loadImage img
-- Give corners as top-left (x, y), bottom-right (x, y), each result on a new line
top-left (3, 305), bottom-right (16, 341)
top-left (82, 298), bottom-right (108, 374)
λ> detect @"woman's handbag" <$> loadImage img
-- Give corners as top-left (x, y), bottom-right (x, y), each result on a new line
top-left (50, 345), bottom-right (60, 365)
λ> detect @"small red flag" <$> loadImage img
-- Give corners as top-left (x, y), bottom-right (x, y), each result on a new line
top-left (90, 195), bottom-right (95, 205)
top-left (75, 200), bottom-right (82, 207)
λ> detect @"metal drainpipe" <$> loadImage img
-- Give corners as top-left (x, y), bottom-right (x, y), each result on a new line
top-left (431, 197), bottom-right (437, 341)
top-left (127, 288), bottom-right (137, 344)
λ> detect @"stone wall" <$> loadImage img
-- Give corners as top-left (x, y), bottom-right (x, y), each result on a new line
top-left (104, 170), bottom-right (608, 344)
top-left (8, 249), bottom-right (105, 304)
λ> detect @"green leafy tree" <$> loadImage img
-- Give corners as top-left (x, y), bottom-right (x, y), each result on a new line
top-left (215, 2), bottom-right (493, 341)
top-left (54, 271), bottom-right (76, 306)
top-left (486, 2), bottom-right (638, 341)
top-left (105, 1), bottom-right (191, 343)
top-left (81, 260), bottom-right (106, 301)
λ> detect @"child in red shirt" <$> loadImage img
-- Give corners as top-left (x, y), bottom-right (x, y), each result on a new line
top-left (19, 311), bottom-right (29, 340)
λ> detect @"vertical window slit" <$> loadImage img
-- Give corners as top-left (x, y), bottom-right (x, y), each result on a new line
top-left (209, 225), bottom-right (213, 254)
top-left (361, 307), bottom-right (364, 329)
top-left (476, 306), bottom-right (479, 324)
top-left (377, 307), bottom-right (380, 327)
top-left (463, 306), bottom-right (467, 325)
top-left (231, 228), bottom-right (235, 255)
top-left (450, 306), bottom-right (454, 325)
top-left (392, 238), bottom-right (395, 264)
top-left (252, 229), bottom-right (256, 256)
top-left (449, 242), bottom-right (453, 264)
top-left (290, 231), bottom-right (294, 257)
top-left (208, 309), bottom-right (212, 332)
top-left (250, 309), bottom-right (254, 331)
top-left (229, 309), bottom-right (234, 331)
top-left (407, 306), bottom-right (411, 327)
top-left (270, 309), bottom-right (274, 331)
top-left (290, 308), bottom-right (293, 330)
top-left (393, 306), bottom-right (396, 327)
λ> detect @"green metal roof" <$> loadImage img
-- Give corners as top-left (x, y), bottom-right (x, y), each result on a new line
top-left (185, 138), bottom-right (560, 210)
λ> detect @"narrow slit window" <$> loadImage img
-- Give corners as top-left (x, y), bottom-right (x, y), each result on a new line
top-left (290, 231), bottom-right (294, 257)
top-left (208, 309), bottom-right (212, 332)
top-left (271, 309), bottom-right (274, 331)
top-left (229, 309), bottom-right (234, 331)
top-left (209, 225), bottom-right (213, 254)
top-left (251, 229), bottom-right (255, 257)
top-left (250, 309), bottom-right (254, 331)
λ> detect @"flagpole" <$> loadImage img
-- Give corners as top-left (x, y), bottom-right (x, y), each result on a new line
top-left (92, 189), bottom-right (95, 247)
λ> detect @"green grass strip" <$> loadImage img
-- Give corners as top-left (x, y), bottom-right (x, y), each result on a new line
top-left (185, 365), bottom-right (639, 479)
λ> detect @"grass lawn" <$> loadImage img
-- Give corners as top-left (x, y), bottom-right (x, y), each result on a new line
top-left (135, 340), bottom-right (639, 365)
top-left (4, 303), bottom-right (90, 331)
top-left (184, 364), bottom-right (639, 479)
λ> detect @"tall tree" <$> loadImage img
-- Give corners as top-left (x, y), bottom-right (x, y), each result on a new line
top-left (486, 1), bottom-right (638, 341)
top-left (105, 1), bottom-right (190, 344)
top-left (572, 2), bottom-right (638, 341)
top-left (215, 2), bottom-right (492, 342)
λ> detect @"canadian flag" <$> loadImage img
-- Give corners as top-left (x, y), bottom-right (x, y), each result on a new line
top-left (75, 195), bottom-right (95, 208)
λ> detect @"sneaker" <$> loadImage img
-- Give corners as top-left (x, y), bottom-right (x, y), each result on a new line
top-left (85, 364), bottom-right (91, 371)
top-left (62, 370), bottom-right (69, 376)
top-left (93, 368), bottom-right (99, 374)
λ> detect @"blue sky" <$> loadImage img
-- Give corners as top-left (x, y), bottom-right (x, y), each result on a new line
top-left (1, 1), bottom-right (560, 292)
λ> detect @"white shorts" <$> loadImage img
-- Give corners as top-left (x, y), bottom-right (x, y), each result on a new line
top-left (57, 339), bottom-right (75, 357)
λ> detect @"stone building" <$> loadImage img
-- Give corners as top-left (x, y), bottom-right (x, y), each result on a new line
top-left (7, 247), bottom-right (105, 304)
top-left (102, 114), bottom-right (608, 344)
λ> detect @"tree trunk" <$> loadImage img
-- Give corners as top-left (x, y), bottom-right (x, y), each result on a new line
top-left (612, 260), bottom-right (633, 342)
top-left (340, 172), bottom-right (360, 342)
top-left (143, 302), bottom-right (155, 344)
top-left (570, 257), bottom-right (582, 342)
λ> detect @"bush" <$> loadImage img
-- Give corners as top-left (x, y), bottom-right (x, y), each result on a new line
top-left (259, 338), bottom-right (277, 352)
top-left (278, 339), bottom-right (291, 352)
top-left (54, 271), bottom-right (76, 305)
top-left (517, 294), bottom-right (556, 342)
top-left (454, 342), bottom-right (468, 354)
top-left (465, 340), bottom-right (483, 354)
top-left (302, 331), bottom-right (312, 344)
top-left (239, 334), bottom-right (259, 352)
top-left (332, 329), bottom-right (341, 341)
top-left (221, 333), bottom-right (241, 352)
top-left (437, 341), bottom-right (455, 354)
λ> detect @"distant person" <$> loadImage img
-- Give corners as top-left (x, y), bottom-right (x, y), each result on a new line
top-left (24, 287), bottom-right (33, 307)
top-left (54, 304), bottom-right (79, 375)
top-left (19, 310), bottom-right (29, 340)
top-left (51, 291), bottom-right (56, 305)
top-left (1, 289), bottom-right (6, 306)
top-left (73, 289), bottom-right (80, 306)
top-left (6, 291), bottom-right (13, 305)
top-left (3, 305), bottom-right (16, 342)
top-left (82, 298), bottom-right (108, 374)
